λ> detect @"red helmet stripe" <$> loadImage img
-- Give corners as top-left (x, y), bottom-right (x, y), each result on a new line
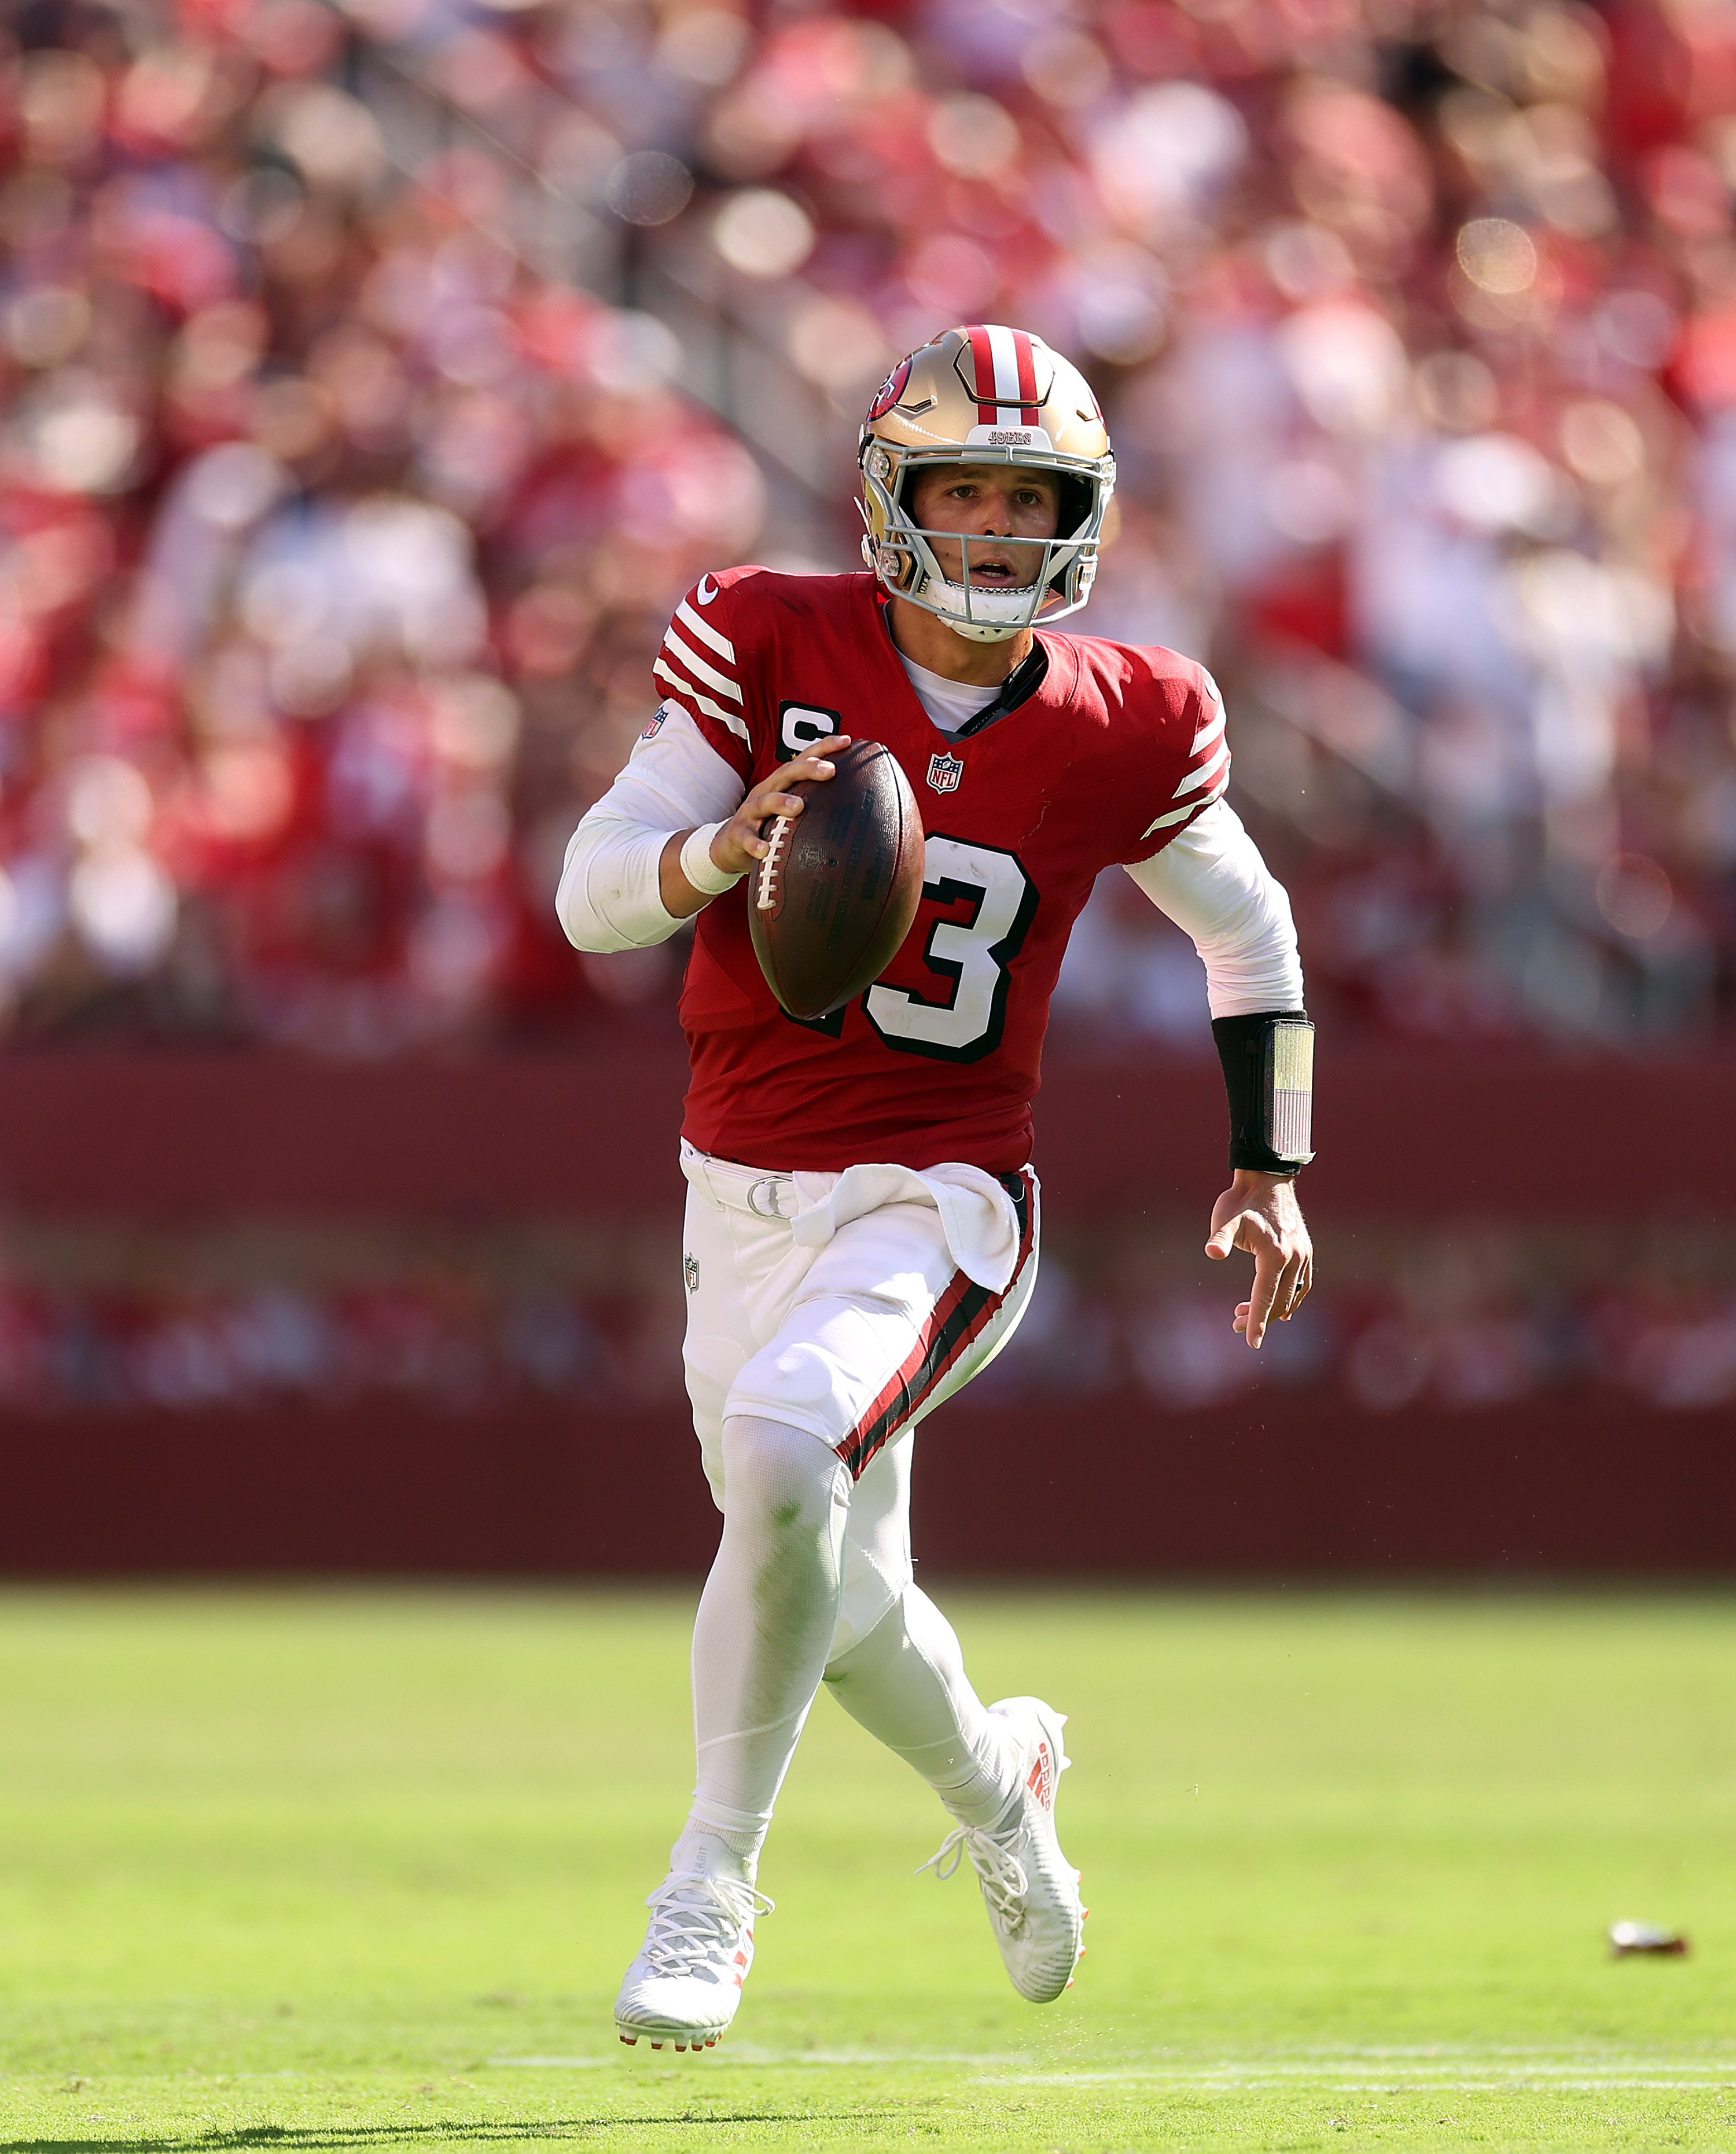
top-left (966, 325), bottom-right (997, 425)
top-left (965, 325), bottom-right (1050, 426)
top-left (1012, 327), bottom-right (1040, 426)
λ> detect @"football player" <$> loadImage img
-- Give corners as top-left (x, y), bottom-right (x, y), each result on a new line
top-left (557, 325), bottom-right (1312, 2050)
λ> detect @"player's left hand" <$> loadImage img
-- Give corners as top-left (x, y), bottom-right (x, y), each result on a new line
top-left (1204, 1171), bottom-right (1312, 1351)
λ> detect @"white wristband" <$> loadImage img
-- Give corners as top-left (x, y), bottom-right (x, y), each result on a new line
top-left (679, 822), bottom-right (743, 897)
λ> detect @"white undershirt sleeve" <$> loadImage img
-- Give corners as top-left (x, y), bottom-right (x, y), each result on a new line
top-left (556, 705), bottom-right (747, 952)
top-left (1124, 799), bottom-right (1305, 1017)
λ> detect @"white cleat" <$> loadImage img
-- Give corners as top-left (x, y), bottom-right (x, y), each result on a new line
top-left (615, 1872), bottom-right (773, 2050)
top-left (917, 1696), bottom-right (1084, 2004)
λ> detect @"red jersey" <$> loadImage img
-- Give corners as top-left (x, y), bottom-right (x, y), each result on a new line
top-left (654, 566), bottom-right (1231, 1174)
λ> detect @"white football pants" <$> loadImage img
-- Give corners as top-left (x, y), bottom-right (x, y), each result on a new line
top-left (670, 1143), bottom-right (1040, 1881)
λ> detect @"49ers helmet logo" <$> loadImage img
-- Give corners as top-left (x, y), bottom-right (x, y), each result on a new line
top-left (865, 357), bottom-right (913, 422)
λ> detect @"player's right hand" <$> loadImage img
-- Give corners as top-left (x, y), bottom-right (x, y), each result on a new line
top-left (711, 737), bottom-right (852, 875)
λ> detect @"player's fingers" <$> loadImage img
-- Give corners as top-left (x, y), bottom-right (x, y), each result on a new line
top-left (748, 739), bottom-right (851, 826)
top-left (1271, 1249), bottom-right (1305, 1321)
top-left (737, 798), bottom-right (800, 857)
top-left (774, 737), bottom-right (850, 785)
top-left (1215, 1204), bottom-right (1278, 1261)
top-left (1242, 1242), bottom-right (1285, 1349)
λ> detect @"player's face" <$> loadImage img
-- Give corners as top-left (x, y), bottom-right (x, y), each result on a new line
top-left (906, 465), bottom-right (1062, 588)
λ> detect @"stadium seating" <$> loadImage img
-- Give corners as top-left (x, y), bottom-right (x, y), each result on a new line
top-left (3, 0), bottom-right (1735, 1050)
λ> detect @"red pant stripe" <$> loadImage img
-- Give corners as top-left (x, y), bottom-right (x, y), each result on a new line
top-left (833, 1170), bottom-right (1035, 1481)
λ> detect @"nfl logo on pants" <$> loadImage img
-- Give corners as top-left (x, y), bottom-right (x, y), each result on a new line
top-left (927, 752), bottom-right (963, 793)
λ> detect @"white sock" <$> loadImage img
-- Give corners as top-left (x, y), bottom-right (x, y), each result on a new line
top-left (822, 1586), bottom-right (1016, 1828)
top-left (673, 1415), bottom-right (850, 1886)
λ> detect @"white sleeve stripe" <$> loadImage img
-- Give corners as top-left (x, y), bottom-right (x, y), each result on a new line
top-left (653, 656), bottom-right (749, 740)
top-left (1172, 739), bottom-right (1231, 800)
top-left (1190, 709), bottom-right (1226, 756)
top-left (1142, 767), bottom-right (1229, 835)
top-left (675, 599), bottom-right (736, 664)
top-left (663, 628), bottom-right (742, 702)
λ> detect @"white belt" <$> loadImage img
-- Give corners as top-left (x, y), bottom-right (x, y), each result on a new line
top-left (679, 1143), bottom-right (1027, 1293)
top-left (687, 1150), bottom-right (798, 1221)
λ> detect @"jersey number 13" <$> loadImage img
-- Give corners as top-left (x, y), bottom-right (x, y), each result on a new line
top-left (865, 836), bottom-right (1038, 1062)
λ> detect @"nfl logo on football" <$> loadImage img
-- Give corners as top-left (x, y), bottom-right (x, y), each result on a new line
top-left (926, 751), bottom-right (963, 794)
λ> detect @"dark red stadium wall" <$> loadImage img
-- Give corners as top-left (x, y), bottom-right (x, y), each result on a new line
top-left (1, 1040), bottom-right (1732, 1217)
top-left (3, 1394), bottom-right (1733, 1579)
top-left (1, 1043), bottom-right (1733, 1579)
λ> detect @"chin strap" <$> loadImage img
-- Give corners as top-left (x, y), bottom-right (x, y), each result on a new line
top-left (953, 642), bottom-right (1050, 735)
top-left (922, 574), bottom-right (1038, 642)
top-left (874, 602), bottom-right (1051, 735)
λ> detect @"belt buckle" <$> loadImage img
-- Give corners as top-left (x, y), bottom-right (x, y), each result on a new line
top-left (746, 1176), bottom-right (791, 1220)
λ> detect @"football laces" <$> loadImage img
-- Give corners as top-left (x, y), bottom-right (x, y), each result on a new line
top-left (755, 813), bottom-right (792, 913)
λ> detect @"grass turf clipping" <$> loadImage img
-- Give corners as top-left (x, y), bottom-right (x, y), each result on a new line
top-left (0, 1588), bottom-right (1733, 2152)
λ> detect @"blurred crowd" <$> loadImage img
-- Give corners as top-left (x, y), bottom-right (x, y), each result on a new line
top-left (4, 1214), bottom-right (1733, 1411)
top-left (0, 0), bottom-right (765, 1048)
top-left (5, 0), bottom-right (1736, 1047)
top-left (987, 1216), bottom-right (1736, 1409)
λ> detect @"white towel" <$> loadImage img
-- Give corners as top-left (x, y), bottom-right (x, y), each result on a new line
top-left (788, 1161), bottom-right (1023, 1295)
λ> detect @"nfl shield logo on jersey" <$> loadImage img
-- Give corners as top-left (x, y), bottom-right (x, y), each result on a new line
top-left (926, 751), bottom-right (964, 794)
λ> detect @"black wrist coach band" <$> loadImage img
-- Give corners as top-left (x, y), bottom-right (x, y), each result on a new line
top-left (1211, 1011), bottom-right (1315, 1174)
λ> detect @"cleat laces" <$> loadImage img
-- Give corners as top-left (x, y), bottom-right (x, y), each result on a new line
top-left (638, 1874), bottom-right (774, 1979)
top-left (918, 1824), bottom-right (1030, 1934)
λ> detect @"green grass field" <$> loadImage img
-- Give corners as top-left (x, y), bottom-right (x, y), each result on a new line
top-left (1, 1587), bottom-right (1734, 2152)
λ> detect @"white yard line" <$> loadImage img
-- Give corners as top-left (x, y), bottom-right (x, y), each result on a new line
top-left (978, 2060), bottom-right (1736, 2091)
top-left (488, 2056), bottom-right (619, 2068)
top-left (491, 2049), bottom-right (1027, 2068)
top-left (490, 2048), bottom-right (1736, 2089)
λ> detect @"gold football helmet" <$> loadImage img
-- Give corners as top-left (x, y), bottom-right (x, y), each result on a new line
top-left (858, 324), bottom-right (1115, 643)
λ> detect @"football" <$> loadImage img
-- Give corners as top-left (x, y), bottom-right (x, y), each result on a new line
top-left (748, 739), bottom-right (924, 1021)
